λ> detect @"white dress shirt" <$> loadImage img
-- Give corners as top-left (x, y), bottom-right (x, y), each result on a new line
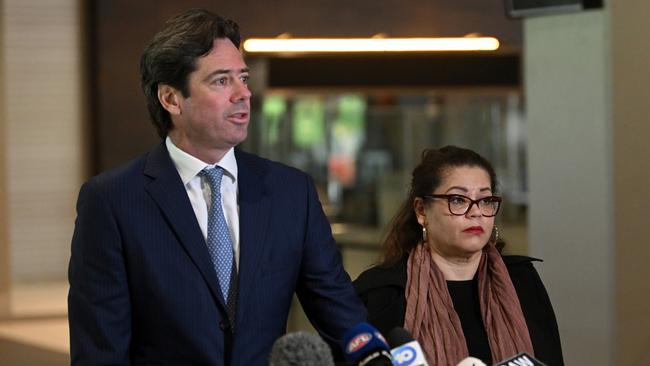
top-left (165, 137), bottom-right (240, 267)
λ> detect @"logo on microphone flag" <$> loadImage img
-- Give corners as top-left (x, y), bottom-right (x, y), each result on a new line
top-left (392, 345), bottom-right (417, 365)
top-left (347, 332), bottom-right (372, 353)
top-left (494, 352), bottom-right (547, 366)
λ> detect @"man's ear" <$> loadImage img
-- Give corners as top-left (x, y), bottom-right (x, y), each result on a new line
top-left (157, 84), bottom-right (182, 115)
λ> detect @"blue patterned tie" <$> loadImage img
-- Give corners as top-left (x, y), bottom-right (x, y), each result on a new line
top-left (201, 166), bottom-right (235, 303)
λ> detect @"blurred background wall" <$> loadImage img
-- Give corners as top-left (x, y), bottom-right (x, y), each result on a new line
top-left (526, 10), bottom-right (614, 365)
top-left (0, 1), bottom-right (649, 365)
top-left (3, 0), bottom-right (85, 282)
top-left (87, 0), bottom-right (522, 172)
top-left (526, 3), bottom-right (650, 364)
top-left (0, 1), bottom-right (83, 364)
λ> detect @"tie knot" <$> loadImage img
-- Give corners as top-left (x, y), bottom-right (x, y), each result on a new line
top-left (201, 166), bottom-right (225, 190)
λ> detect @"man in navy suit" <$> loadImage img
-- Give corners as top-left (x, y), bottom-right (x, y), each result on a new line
top-left (68, 9), bottom-right (366, 365)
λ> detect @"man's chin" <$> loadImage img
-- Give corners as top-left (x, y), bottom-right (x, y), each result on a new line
top-left (229, 132), bottom-right (248, 147)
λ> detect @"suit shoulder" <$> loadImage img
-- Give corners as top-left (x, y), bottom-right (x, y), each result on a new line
top-left (85, 153), bottom-right (149, 193)
top-left (235, 149), bottom-right (308, 180)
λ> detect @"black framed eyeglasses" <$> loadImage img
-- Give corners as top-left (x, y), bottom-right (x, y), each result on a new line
top-left (422, 194), bottom-right (502, 217)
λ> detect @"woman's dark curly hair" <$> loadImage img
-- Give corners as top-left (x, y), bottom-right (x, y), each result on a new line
top-left (379, 146), bottom-right (501, 266)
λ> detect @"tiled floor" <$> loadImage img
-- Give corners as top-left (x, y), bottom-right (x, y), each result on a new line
top-left (0, 281), bottom-right (69, 365)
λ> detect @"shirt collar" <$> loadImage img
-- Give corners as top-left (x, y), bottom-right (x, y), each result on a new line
top-left (165, 136), bottom-right (238, 185)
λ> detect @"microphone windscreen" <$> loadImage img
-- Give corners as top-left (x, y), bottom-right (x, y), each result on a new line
top-left (386, 327), bottom-right (415, 348)
top-left (269, 331), bottom-right (334, 366)
top-left (341, 322), bottom-right (391, 364)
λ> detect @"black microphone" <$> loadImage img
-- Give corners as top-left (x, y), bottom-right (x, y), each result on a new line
top-left (341, 323), bottom-right (394, 365)
top-left (386, 327), bottom-right (429, 366)
top-left (269, 331), bottom-right (335, 366)
top-left (493, 352), bottom-right (546, 366)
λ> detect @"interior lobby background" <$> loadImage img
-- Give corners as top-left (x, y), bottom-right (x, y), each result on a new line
top-left (0, 1), bottom-right (648, 365)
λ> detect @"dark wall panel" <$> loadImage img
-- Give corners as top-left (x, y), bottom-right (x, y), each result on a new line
top-left (267, 54), bottom-right (520, 88)
top-left (89, 0), bottom-right (521, 172)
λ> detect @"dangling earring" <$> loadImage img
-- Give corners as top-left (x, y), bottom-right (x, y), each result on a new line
top-left (422, 226), bottom-right (428, 243)
top-left (492, 225), bottom-right (500, 244)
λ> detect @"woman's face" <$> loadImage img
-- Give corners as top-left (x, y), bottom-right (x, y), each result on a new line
top-left (414, 165), bottom-right (495, 259)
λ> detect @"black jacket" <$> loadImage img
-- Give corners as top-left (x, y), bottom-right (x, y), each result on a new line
top-left (354, 255), bottom-right (564, 366)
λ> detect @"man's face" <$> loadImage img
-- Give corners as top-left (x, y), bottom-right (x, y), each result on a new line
top-left (168, 38), bottom-right (251, 162)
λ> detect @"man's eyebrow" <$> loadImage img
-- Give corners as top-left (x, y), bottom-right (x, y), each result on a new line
top-left (204, 67), bottom-right (250, 79)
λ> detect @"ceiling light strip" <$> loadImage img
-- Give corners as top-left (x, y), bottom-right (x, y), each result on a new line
top-left (243, 37), bottom-right (500, 53)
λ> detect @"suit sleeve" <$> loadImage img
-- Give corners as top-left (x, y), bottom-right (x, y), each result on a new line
top-left (68, 180), bottom-right (131, 365)
top-left (294, 175), bottom-right (367, 348)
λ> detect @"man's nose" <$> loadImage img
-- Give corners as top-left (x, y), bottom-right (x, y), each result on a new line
top-left (231, 79), bottom-right (251, 102)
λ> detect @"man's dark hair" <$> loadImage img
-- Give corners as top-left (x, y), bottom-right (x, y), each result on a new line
top-left (140, 9), bottom-right (241, 138)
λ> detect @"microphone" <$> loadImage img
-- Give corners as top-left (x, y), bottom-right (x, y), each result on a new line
top-left (269, 331), bottom-right (335, 366)
top-left (493, 352), bottom-right (546, 366)
top-left (455, 357), bottom-right (487, 366)
top-left (341, 323), bottom-right (394, 365)
top-left (386, 327), bottom-right (429, 366)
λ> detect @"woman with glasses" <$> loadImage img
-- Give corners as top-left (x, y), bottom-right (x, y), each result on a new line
top-left (354, 146), bottom-right (563, 366)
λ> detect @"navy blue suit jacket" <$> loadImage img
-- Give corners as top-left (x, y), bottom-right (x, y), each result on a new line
top-left (68, 143), bottom-right (366, 365)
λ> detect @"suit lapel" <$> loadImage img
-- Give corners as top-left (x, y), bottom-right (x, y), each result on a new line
top-left (234, 149), bottom-right (272, 323)
top-left (143, 143), bottom-right (227, 311)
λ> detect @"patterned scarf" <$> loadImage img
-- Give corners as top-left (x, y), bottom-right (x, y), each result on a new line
top-left (404, 243), bottom-right (534, 365)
